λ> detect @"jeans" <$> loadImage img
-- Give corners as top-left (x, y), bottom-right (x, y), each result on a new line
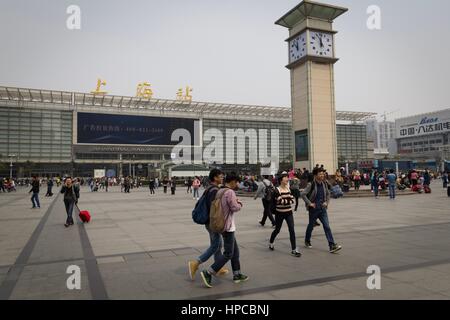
top-left (372, 184), bottom-right (379, 197)
top-left (388, 184), bottom-right (396, 199)
top-left (31, 192), bottom-right (40, 208)
top-left (210, 232), bottom-right (240, 273)
top-left (305, 207), bottom-right (335, 247)
top-left (260, 199), bottom-right (275, 226)
top-left (270, 213), bottom-right (296, 250)
top-left (64, 199), bottom-right (75, 224)
top-left (193, 188), bottom-right (200, 198)
top-left (163, 186), bottom-right (167, 193)
top-left (149, 187), bottom-right (155, 194)
top-left (198, 224), bottom-right (222, 263)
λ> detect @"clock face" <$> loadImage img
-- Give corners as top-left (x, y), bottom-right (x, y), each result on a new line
top-left (289, 32), bottom-right (307, 63)
top-left (309, 31), bottom-right (333, 57)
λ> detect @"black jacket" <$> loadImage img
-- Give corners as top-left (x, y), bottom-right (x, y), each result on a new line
top-left (29, 180), bottom-right (40, 193)
top-left (60, 185), bottom-right (80, 202)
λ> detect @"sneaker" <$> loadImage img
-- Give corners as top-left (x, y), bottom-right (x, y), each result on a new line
top-left (291, 250), bottom-right (302, 257)
top-left (269, 243), bottom-right (274, 251)
top-left (217, 267), bottom-right (229, 276)
top-left (64, 223), bottom-right (70, 228)
top-left (259, 221), bottom-right (264, 227)
top-left (233, 274), bottom-right (249, 283)
top-left (188, 260), bottom-right (199, 280)
top-left (314, 221), bottom-right (321, 227)
top-left (329, 244), bottom-right (342, 253)
top-left (200, 270), bottom-right (212, 288)
top-left (305, 241), bottom-right (312, 249)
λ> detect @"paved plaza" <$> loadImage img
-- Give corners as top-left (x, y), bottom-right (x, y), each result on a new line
top-left (0, 183), bottom-right (449, 300)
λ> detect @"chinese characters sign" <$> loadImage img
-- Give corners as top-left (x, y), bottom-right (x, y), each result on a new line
top-left (396, 111), bottom-right (450, 139)
top-left (77, 112), bottom-right (197, 145)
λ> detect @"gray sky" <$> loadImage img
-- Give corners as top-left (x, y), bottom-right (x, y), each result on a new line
top-left (1, 0), bottom-right (449, 120)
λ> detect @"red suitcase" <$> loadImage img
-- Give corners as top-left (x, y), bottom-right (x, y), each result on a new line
top-left (79, 210), bottom-right (91, 223)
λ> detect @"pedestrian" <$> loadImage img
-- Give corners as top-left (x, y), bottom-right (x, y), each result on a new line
top-left (46, 178), bottom-right (54, 197)
top-left (192, 176), bottom-right (201, 200)
top-left (10, 179), bottom-right (17, 192)
top-left (423, 169), bottom-right (431, 187)
top-left (254, 176), bottom-right (276, 228)
top-left (301, 167), bottom-right (342, 253)
top-left (353, 170), bottom-right (361, 191)
top-left (60, 177), bottom-right (80, 228)
top-left (371, 171), bottom-right (380, 198)
top-left (199, 172), bottom-right (248, 288)
top-left (443, 172), bottom-right (449, 189)
top-left (410, 170), bottom-right (419, 187)
top-left (149, 178), bottom-right (155, 195)
top-left (187, 177), bottom-right (193, 194)
top-left (29, 176), bottom-right (40, 209)
top-left (387, 169), bottom-right (397, 199)
top-left (268, 172), bottom-right (302, 257)
top-left (290, 174), bottom-right (301, 212)
top-left (188, 169), bottom-right (229, 281)
top-left (170, 178), bottom-right (176, 195)
top-left (162, 177), bottom-right (169, 194)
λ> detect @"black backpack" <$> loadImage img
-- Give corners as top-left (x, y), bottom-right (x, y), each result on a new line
top-left (264, 183), bottom-right (275, 201)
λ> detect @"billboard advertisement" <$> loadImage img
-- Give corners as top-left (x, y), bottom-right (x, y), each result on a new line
top-left (77, 112), bottom-right (197, 145)
top-left (94, 169), bottom-right (105, 178)
top-left (396, 109), bottom-right (450, 139)
top-left (295, 129), bottom-right (309, 162)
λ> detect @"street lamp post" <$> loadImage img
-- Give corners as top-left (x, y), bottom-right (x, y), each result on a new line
top-left (8, 154), bottom-right (16, 180)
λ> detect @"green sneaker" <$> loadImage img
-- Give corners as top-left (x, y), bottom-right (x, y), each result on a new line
top-left (200, 270), bottom-right (212, 288)
top-left (233, 274), bottom-right (249, 283)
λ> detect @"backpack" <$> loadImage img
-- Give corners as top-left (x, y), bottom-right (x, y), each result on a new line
top-left (192, 186), bottom-right (218, 225)
top-left (263, 182), bottom-right (275, 201)
top-left (306, 182), bottom-right (316, 200)
top-left (209, 188), bottom-right (228, 233)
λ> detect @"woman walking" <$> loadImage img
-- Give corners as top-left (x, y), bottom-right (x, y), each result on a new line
top-left (268, 172), bottom-right (302, 257)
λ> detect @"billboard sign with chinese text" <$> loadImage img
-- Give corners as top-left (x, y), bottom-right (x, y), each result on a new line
top-left (77, 112), bottom-right (198, 146)
top-left (396, 109), bottom-right (450, 139)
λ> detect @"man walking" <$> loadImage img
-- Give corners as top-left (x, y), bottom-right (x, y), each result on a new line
top-left (149, 178), bottom-right (155, 195)
top-left (187, 177), bottom-right (193, 194)
top-left (192, 176), bottom-right (201, 200)
top-left (387, 169), bottom-right (397, 199)
top-left (188, 169), bottom-right (229, 280)
top-left (254, 176), bottom-right (276, 227)
top-left (29, 176), bottom-right (40, 209)
top-left (46, 178), bottom-right (54, 197)
top-left (60, 177), bottom-right (80, 228)
top-left (301, 168), bottom-right (342, 253)
top-left (200, 172), bottom-right (248, 288)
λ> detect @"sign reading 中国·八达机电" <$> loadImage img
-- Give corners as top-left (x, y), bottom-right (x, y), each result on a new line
top-left (395, 109), bottom-right (450, 139)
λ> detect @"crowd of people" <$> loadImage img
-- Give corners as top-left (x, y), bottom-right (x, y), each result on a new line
top-left (188, 166), bottom-right (343, 289)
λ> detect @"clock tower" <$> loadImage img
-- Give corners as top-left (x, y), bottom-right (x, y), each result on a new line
top-left (276, 0), bottom-right (348, 171)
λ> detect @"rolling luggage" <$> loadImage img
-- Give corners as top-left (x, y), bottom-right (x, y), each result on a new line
top-left (76, 204), bottom-right (91, 223)
top-left (79, 210), bottom-right (91, 223)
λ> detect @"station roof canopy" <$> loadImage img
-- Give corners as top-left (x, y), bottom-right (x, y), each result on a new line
top-left (275, 0), bottom-right (348, 28)
top-left (0, 86), bottom-right (376, 122)
top-left (336, 111), bottom-right (377, 122)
